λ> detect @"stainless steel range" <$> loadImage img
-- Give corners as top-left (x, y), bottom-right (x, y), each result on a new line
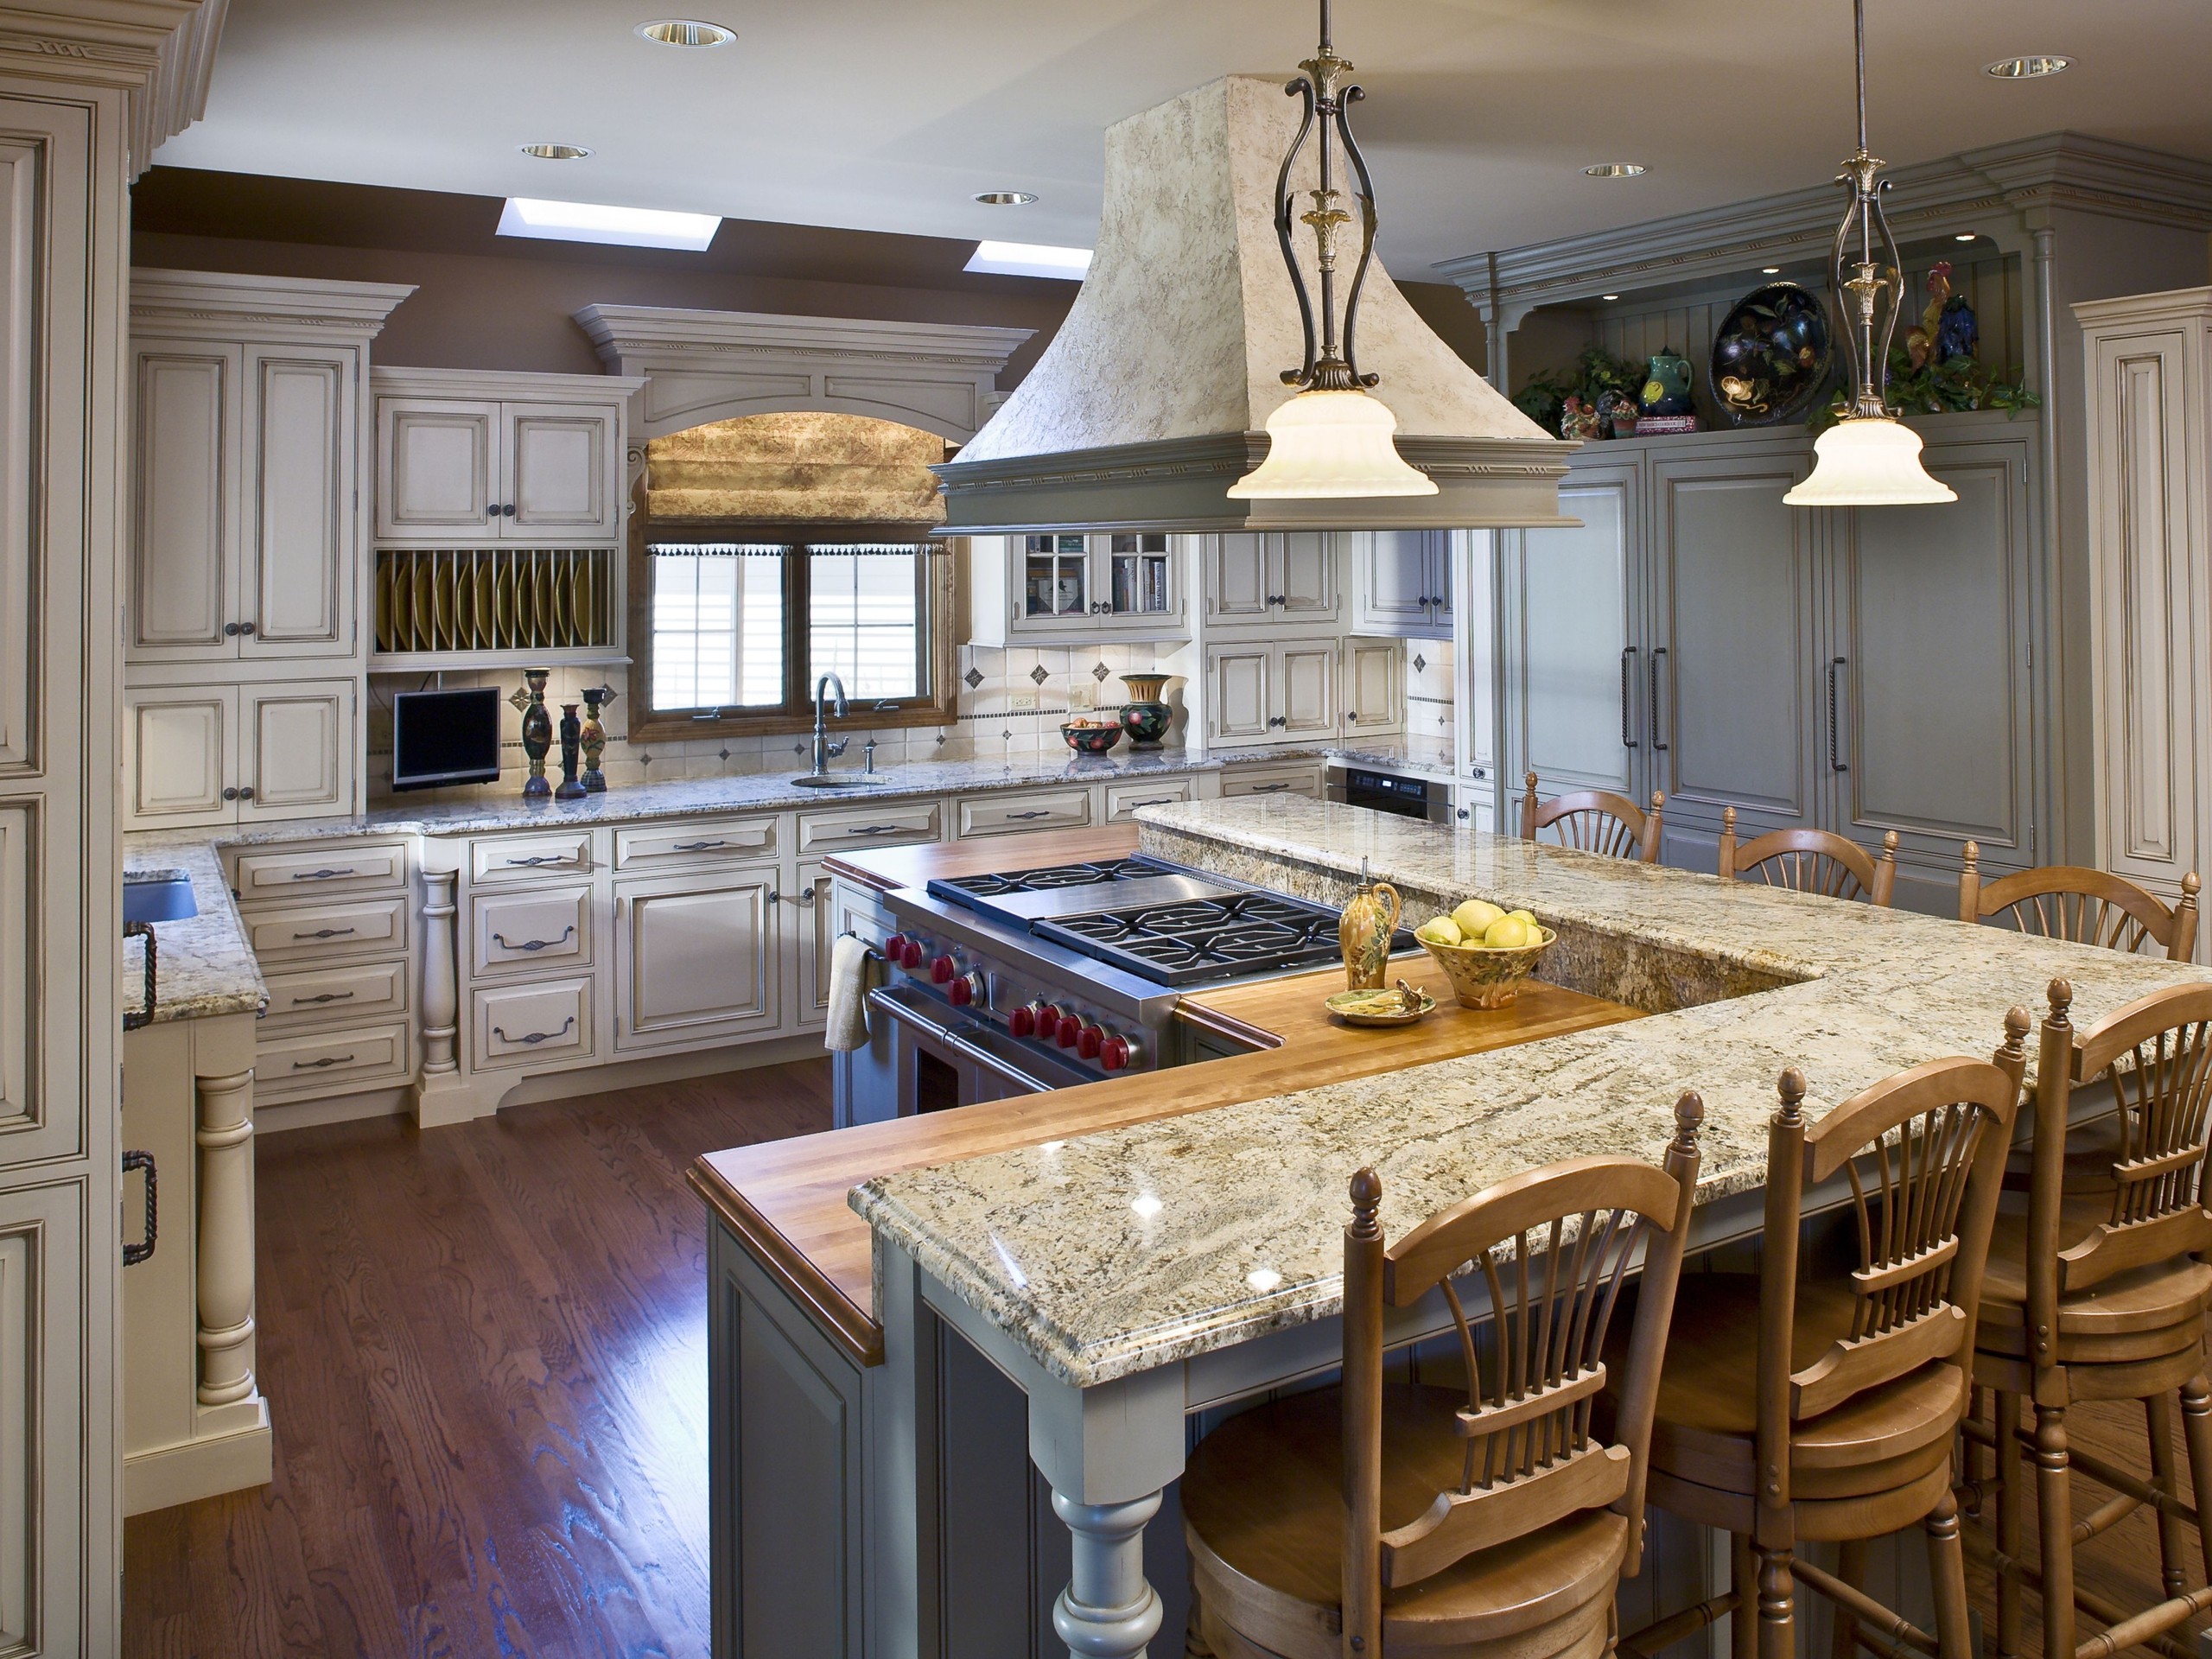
top-left (849, 855), bottom-right (1411, 1120)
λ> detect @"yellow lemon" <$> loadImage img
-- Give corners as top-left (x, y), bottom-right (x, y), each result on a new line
top-left (1451, 899), bottom-right (1504, 938)
top-left (1484, 916), bottom-right (1530, 949)
top-left (1415, 916), bottom-right (1463, 947)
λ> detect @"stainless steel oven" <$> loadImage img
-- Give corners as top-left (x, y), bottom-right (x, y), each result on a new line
top-left (869, 982), bottom-right (1096, 1110)
top-left (1326, 763), bottom-right (1452, 821)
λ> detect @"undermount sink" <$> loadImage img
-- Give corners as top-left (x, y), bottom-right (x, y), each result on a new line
top-left (123, 871), bottom-right (198, 926)
top-left (789, 773), bottom-right (882, 789)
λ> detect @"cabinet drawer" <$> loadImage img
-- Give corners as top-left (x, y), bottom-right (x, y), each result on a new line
top-left (613, 816), bottom-right (778, 870)
top-left (244, 895), bottom-right (409, 964)
top-left (1220, 763), bottom-right (1323, 800)
top-left (956, 788), bottom-right (1092, 839)
top-left (470, 831), bottom-right (594, 884)
top-left (1104, 779), bottom-right (1194, 823)
top-left (232, 841), bottom-right (407, 900)
top-left (473, 976), bottom-right (594, 1070)
top-left (796, 798), bottom-right (942, 853)
top-left (471, 884), bottom-right (592, 976)
top-left (260, 958), bottom-right (409, 1030)
top-left (257, 1021), bottom-right (411, 1097)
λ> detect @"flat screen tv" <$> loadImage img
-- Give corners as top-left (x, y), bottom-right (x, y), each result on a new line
top-left (391, 687), bottom-right (503, 791)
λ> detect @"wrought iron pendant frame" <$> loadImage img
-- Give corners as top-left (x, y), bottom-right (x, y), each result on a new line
top-left (1270, 0), bottom-right (1382, 394)
top-left (1828, 0), bottom-right (1906, 423)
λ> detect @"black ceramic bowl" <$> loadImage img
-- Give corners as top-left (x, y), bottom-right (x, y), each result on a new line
top-left (1061, 722), bottom-right (1122, 756)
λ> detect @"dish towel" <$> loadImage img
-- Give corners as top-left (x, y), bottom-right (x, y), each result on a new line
top-left (825, 933), bottom-right (879, 1052)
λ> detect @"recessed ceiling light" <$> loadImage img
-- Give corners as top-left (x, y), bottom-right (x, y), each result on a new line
top-left (1601, 294), bottom-right (1619, 302)
top-left (1954, 232), bottom-right (1979, 242)
top-left (1762, 266), bottom-right (1782, 275)
top-left (498, 197), bottom-right (721, 251)
top-left (1985, 54), bottom-right (2070, 79)
top-left (964, 240), bottom-right (1092, 280)
top-left (518, 143), bottom-right (592, 162)
top-left (973, 190), bottom-right (1038, 207)
top-left (636, 19), bottom-right (734, 47)
top-left (1584, 162), bottom-right (1647, 179)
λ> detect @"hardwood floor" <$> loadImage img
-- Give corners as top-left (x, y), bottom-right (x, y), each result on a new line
top-left (123, 1059), bottom-right (831, 1659)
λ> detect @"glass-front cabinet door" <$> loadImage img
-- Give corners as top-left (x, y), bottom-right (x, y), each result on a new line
top-left (1103, 533), bottom-right (1173, 621)
top-left (1022, 534), bottom-right (1090, 620)
top-left (997, 533), bottom-right (1185, 639)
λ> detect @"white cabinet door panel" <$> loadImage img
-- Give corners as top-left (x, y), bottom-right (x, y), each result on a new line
top-left (123, 687), bottom-right (232, 829)
top-left (130, 346), bottom-right (238, 658)
top-left (245, 347), bottom-right (353, 656)
top-left (1276, 532), bottom-right (1338, 623)
top-left (505, 404), bottom-right (616, 540)
top-left (1205, 534), bottom-right (1270, 623)
top-left (473, 976), bottom-right (594, 1070)
top-left (472, 885), bottom-right (593, 976)
top-left (240, 681), bottom-right (352, 820)
top-left (378, 399), bottom-right (499, 541)
top-left (614, 868), bottom-right (780, 1049)
top-left (1277, 641), bottom-right (1338, 741)
top-left (794, 861), bottom-right (835, 1032)
top-left (1510, 476), bottom-right (1640, 798)
top-left (1207, 644), bottom-right (1270, 742)
top-left (1354, 531), bottom-right (1434, 634)
top-left (1343, 639), bottom-right (1403, 737)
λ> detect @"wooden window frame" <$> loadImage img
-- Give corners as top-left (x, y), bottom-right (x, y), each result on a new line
top-left (627, 513), bottom-right (959, 745)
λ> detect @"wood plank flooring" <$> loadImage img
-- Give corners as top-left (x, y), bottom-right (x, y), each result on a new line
top-left (123, 1060), bottom-right (830, 1659)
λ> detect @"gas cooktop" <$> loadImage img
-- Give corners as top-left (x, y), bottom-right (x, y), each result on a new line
top-left (925, 855), bottom-right (1414, 988)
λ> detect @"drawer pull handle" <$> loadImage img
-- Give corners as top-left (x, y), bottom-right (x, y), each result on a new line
top-left (1007, 810), bottom-right (1052, 821)
top-left (503, 854), bottom-right (569, 868)
top-left (493, 1016), bottom-right (575, 1047)
top-left (671, 839), bottom-right (728, 852)
top-left (1122, 798), bottom-right (1176, 809)
top-left (292, 926), bottom-right (357, 941)
top-left (843, 823), bottom-right (905, 836)
top-left (289, 868), bottom-right (356, 881)
top-left (289, 990), bottom-right (355, 1006)
top-left (292, 1054), bottom-right (354, 1071)
top-left (1253, 783), bottom-right (1293, 793)
top-left (492, 925), bottom-right (575, 953)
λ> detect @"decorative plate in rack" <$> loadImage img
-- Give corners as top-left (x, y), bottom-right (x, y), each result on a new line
top-left (1711, 282), bottom-right (1836, 428)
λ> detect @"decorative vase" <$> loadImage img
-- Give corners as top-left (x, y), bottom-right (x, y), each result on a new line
top-left (555, 703), bottom-right (588, 799)
top-left (1337, 858), bottom-right (1403, 992)
top-left (1117, 672), bottom-right (1173, 749)
top-left (1639, 347), bottom-right (1696, 417)
top-left (579, 685), bottom-right (615, 792)
top-left (509, 669), bottom-right (553, 798)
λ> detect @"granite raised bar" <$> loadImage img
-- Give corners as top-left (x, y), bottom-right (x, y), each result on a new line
top-left (853, 797), bottom-right (2212, 1388)
top-left (122, 840), bottom-right (265, 1024)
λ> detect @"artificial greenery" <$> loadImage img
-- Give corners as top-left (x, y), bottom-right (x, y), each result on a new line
top-left (1808, 346), bottom-right (2042, 431)
top-left (1511, 344), bottom-right (1643, 435)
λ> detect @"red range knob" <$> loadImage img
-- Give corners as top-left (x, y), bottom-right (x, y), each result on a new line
top-left (899, 938), bottom-right (925, 969)
top-left (1057, 1013), bottom-right (1083, 1048)
top-left (1100, 1034), bottom-right (1132, 1071)
top-left (885, 933), bottom-right (907, 961)
top-left (1007, 1002), bottom-right (1039, 1038)
top-left (949, 971), bottom-right (984, 1007)
top-left (1076, 1022), bottom-right (1104, 1059)
top-left (930, 954), bottom-right (957, 984)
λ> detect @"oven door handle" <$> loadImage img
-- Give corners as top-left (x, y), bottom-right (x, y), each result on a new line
top-left (866, 985), bottom-right (1067, 1096)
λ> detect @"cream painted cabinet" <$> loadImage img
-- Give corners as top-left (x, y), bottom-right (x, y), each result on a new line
top-left (1205, 643), bottom-right (1272, 742)
top-left (1204, 532), bottom-right (1338, 626)
top-left (124, 681), bottom-right (354, 830)
top-left (245, 346), bottom-right (356, 655)
top-left (373, 372), bottom-right (626, 546)
top-left (129, 343), bottom-right (238, 658)
top-left (613, 866), bottom-right (783, 1051)
top-left (1351, 531), bottom-right (1452, 639)
top-left (1342, 639), bottom-right (1405, 738)
top-left (793, 861), bottom-right (836, 1032)
top-left (1201, 639), bottom-right (1342, 746)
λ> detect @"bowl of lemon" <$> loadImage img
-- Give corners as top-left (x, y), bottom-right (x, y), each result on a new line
top-left (1414, 899), bottom-right (1555, 1009)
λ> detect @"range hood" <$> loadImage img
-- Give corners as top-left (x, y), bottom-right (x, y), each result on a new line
top-left (934, 74), bottom-right (1576, 535)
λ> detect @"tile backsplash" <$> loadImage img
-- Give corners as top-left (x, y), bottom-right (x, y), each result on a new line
top-left (365, 641), bottom-right (1195, 804)
top-left (1402, 638), bottom-right (1455, 771)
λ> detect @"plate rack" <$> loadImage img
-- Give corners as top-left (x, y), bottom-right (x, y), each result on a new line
top-left (371, 547), bottom-right (628, 670)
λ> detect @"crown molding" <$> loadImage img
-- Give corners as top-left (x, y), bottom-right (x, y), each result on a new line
top-left (1437, 131), bottom-right (2212, 321)
top-left (574, 304), bottom-right (1033, 372)
top-left (370, 365), bottom-right (645, 403)
top-left (131, 267), bottom-right (417, 341)
top-left (2071, 285), bottom-right (2212, 329)
top-left (0, 1), bottom-right (227, 175)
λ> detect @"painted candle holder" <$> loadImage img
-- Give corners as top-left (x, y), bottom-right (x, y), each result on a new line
top-left (1118, 672), bottom-right (1173, 749)
top-left (510, 670), bottom-right (554, 798)
top-left (579, 685), bottom-right (616, 792)
top-left (555, 703), bottom-right (588, 799)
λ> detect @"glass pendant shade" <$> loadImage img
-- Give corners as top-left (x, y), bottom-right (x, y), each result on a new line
top-left (1228, 388), bottom-right (1438, 499)
top-left (1783, 415), bottom-right (1957, 506)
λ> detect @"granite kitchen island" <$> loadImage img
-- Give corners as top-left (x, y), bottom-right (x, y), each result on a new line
top-left (695, 798), bottom-right (2211, 1659)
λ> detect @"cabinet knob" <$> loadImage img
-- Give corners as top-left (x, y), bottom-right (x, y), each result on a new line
top-left (223, 622), bottom-right (242, 637)
top-left (502, 503), bottom-right (518, 517)
top-left (238, 620), bottom-right (256, 636)
top-left (237, 785), bottom-right (255, 801)
top-left (220, 786), bottom-right (239, 802)
top-left (1268, 715), bottom-right (1287, 728)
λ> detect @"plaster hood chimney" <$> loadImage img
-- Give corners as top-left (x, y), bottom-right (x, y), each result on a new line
top-left (935, 74), bottom-right (1576, 534)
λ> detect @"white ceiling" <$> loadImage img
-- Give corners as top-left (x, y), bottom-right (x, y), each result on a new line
top-left (154, 0), bottom-right (2212, 275)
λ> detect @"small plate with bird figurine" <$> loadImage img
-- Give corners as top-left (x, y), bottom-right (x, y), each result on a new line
top-left (1325, 981), bottom-right (1439, 1027)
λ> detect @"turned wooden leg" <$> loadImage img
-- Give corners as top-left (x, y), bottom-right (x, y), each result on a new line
top-left (1050, 1488), bottom-right (1164, 1659)
top-left (1731, 1532), bottom-right (1758, 1659)
top-left (1757, 1545), bottom-right (1795, 1659)
top-left (1963, 1385), bottom-right (1988, 1516)
top-left (2177, 1372), bottom-right (2212, 1586)
top-left (195, 1067), bottom-right (257, 1407)
top-left (1829, 1537), bottom-right (1867, 1659)
top-left (419, 867), bottom-right (460, 1078)
top-left (2145, 1391), bottom-right (2189, 1599)
top-left (1995, 1389), bottom-right (2024, 1659)
top-left (1923, 1491), bottom-right (1974, 1659)
top-left (2036, 1402), bottom-right (2077, 1659)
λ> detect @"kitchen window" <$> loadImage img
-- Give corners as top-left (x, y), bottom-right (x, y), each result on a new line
top-left (629, 527), bottom-right (955, 742)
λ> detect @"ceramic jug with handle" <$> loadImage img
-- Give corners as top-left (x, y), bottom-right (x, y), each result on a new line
top-left (1338, 858), bottom-right (1403, 991)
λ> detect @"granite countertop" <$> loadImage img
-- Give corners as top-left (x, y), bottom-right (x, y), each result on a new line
top-left (117, 745), bottom-right (1449, 1027)
top-left (852, 797), bottom-right (2212, 1389)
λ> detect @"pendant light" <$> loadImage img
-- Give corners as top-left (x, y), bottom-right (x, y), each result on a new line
top-left (1229, 0), bottom-right (1437, 499)
top-left (1783, 0), bottom-right (1956, 508)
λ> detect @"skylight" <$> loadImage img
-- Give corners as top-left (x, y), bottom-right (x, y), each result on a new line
top-left (963, 240), bottom-right (1093, 280)
top-left (497, 197), bottom-right (721, 251)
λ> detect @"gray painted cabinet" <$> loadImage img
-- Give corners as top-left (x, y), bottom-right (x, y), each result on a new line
top-left (1501, 418), bottom-right (2044, 912)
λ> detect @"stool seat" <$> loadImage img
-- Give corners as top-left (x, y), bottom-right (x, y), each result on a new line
top-left (1974, 1201), bottom-right (2212, 1352)
top-left (1184, 1385), bottom-right (1629, 1659)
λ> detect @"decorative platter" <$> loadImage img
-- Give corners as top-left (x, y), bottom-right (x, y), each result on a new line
top-left (1711, 282), bottom-right (1836, 428)
top-left (1325, 984), bottom-right (1438, 1027)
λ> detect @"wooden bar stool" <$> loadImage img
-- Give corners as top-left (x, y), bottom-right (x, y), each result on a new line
top-left (1963, 980), bottom-right (2212, 1659)
top-left (1959, 847), bottom-right (2200, 962)
top-left (1180, 1095), bottom-right (1705, 1659)
top-left (1611, 1018), bottom-right (2029, 1659)
top-left (1717, 807), bottom-right (1899, 907)
top-left (1522, 771), bottom-right (1663, 863)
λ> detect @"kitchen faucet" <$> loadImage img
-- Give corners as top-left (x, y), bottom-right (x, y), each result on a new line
top-left (811, 672), bottom-right (849, 776)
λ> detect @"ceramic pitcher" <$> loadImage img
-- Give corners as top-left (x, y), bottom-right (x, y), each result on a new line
top-left (1338, 858), bottom-right (1402, 991)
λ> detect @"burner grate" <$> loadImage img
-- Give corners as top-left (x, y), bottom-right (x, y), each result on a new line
top-left (933, 855), bottom-right (1169, 903)
top-left (1034, 893), bottom-right (1398, 986)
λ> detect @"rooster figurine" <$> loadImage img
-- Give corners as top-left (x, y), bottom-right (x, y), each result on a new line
top-left (1905, 260), bottom-right (1979, 369)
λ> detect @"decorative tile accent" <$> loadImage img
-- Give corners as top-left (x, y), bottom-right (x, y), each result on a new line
top-left (1091, 661), bottom-right (1110, 682)
top-left (964, 667), bottom-right (985, 690)
top-left (718, 747), bottom-right (731, 761)
top-left (1413, 653), bottom-right (1427, 674)
top-left (1029, 664), bottom-right (1049, 685)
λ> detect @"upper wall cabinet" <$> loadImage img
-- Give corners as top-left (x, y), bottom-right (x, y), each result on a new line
top-left (1351, 531), bottom-right (1452, 639)
top-left (1204, 532), bottom-right (1338, 628)
top-left (967, 532), bottom-right (1187, 645)
top-left (373, 369), bottom-right (633, 547)
top-left (127, 274), bottom-right (414, 666)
